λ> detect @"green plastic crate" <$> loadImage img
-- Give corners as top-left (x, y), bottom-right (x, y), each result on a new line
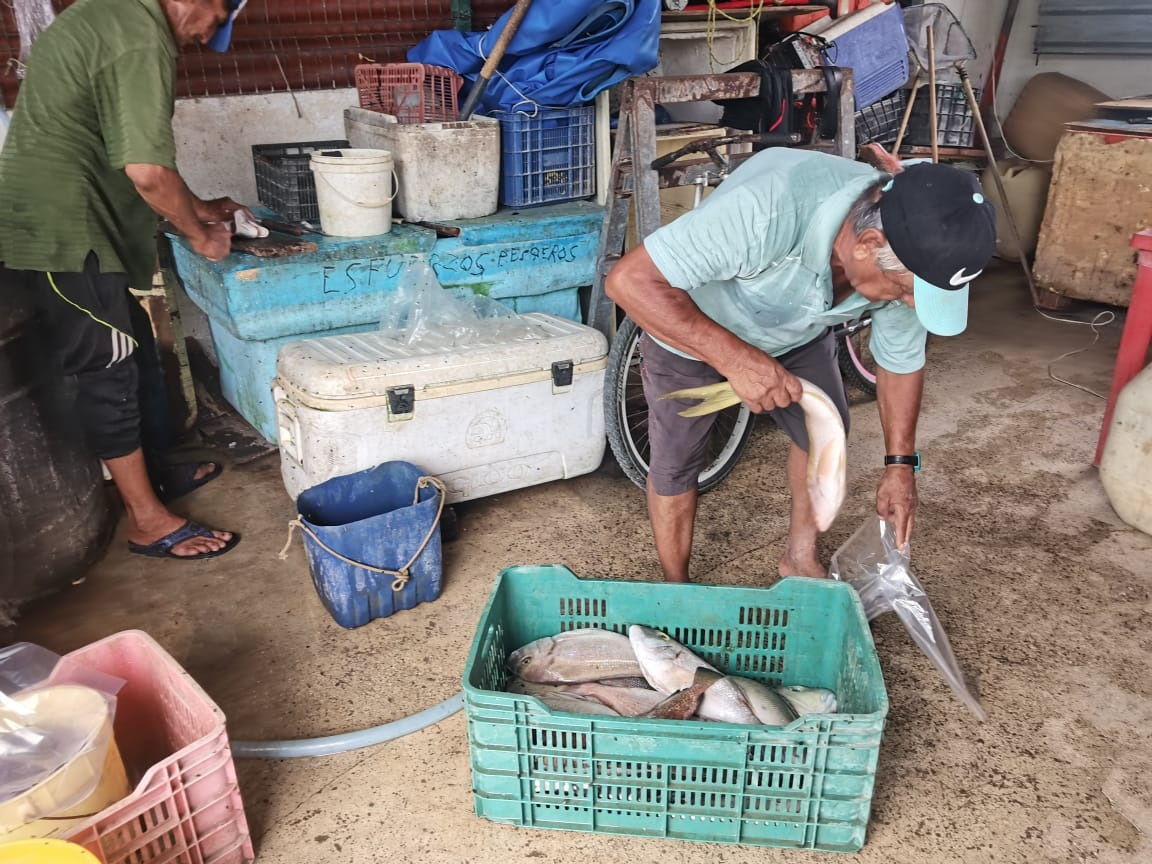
top-left (463, 566), bottom-right (889, 853)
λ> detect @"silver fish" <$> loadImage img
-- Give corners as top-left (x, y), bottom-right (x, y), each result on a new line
top-left (777, 685), bottom-right (838, 716)
top-left (628, 624), bottom-right (718, 694)
top-left (663, 378), bottom-right (846, 532)
top-left (506, 678), bottom-right (620, 716)
top-left (798, 379), bottom-right (847, 532)
top-left (697, 677), bottom-right (761, 724)
top-left (726, 677), bottom-right (798, 725)
top-left (642, 668), bottom-right (724, 720)
top-left (594, 676), bottom-right (654, 690)
top-left (507, 628), bottom-right (642, 684)
top-left (565, 682), bottom-right (666, 717)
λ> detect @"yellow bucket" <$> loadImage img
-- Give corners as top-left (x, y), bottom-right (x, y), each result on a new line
top-left (0, 839), bottom-right (100, 863)
top-left (0, 686), bottom-right (130, 840)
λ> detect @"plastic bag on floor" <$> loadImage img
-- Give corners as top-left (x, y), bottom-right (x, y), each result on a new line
top-left (379, 261), bottom-right (550, 347)
top-left (829, 516), bottom-right (987, 721)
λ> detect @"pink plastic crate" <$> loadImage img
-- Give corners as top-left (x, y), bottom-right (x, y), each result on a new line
top-left (54, 630), bottom-right (254, 864)
top-left (354, 62), bottom-right (462, 123)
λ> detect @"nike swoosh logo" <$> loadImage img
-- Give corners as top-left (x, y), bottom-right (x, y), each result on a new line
top-left (949, 267), bottom-right (983, 286)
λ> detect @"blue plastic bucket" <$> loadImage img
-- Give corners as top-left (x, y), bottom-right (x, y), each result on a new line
top-left (295, 461), bottom-right (444, 628)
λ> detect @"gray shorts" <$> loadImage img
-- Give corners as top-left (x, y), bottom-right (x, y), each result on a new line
top-left (640, 331), bottom-right (850, 496)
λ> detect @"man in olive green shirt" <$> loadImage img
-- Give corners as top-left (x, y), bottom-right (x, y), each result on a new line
top-left (0, 0), bottom-right (249, 559)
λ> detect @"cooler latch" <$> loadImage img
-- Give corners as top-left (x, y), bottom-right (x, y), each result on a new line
top-left (551, 360), bottom-right (574, 392)
top-left (387, 384), bottom-right (416, 421)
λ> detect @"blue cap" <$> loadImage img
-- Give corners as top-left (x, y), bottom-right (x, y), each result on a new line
top-left (206, 0), bottom-right (248, 53)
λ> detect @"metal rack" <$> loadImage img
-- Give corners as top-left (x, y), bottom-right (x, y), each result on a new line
top-left (587, 70), bottom-right (857, 338)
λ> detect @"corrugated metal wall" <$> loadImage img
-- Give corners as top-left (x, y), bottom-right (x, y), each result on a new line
top-left (1, 0), bottom-right (512, 106)
top-left (1036, 0), bottom-right (1152, 55)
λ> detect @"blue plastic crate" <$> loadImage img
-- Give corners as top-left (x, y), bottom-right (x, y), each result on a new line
top-left (820, 2), bottom-right (911, 110)
top-left (494, 106), bottom-right (596, 208)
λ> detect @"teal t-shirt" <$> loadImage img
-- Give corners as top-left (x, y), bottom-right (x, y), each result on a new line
top-left (643, 148), bottom-right (928, 374)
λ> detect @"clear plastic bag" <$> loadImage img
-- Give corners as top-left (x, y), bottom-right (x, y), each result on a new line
top-left (379, 261), bottom-right (552, 347)
top-left (13, 0), bottom-right (57, 77)
top-left (0, 642), bottom-right (59, 696)
top-left (829, 516), bottom-right (987, 721)
top-left (0, 643), bottom-right (126, 824)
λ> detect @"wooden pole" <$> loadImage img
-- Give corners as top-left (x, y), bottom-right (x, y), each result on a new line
top-left (927, 25), bottom-right (938, 163)
top-left (457, 0), bottom-right (533, 120)
top-left (957, 63), bottom-right (1040, 307)
top-left (891, 78), bottom-right (922, 156)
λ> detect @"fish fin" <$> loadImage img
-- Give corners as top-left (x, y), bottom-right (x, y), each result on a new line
top-left (661, 381), bottom-right (734, 402)
top-left (661, 382), bottom-right (743, 417)
top-left (693, 667), bottom-right (724, 688)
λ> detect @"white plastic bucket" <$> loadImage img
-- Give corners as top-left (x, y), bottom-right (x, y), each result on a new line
top-left (309, 148), bottom-right (397, 238)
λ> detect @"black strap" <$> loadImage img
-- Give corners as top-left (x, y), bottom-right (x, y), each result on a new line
top-left (817, 65), bottom-right (843, 141)
top-left (714, 60), bottom-right (796, 149)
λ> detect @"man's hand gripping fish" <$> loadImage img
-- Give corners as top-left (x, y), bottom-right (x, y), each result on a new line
top-left (662, 378), bottom-right (847, 531)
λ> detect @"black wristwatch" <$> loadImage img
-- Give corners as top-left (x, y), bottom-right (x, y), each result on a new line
top-left (884, 452), bottom-right (921, 472)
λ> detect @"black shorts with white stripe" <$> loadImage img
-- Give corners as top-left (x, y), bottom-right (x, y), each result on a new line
top-left (0, 251), bottom-right (143, 459)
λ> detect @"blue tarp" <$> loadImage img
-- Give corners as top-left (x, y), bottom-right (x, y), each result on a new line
top-left (408, 0), bottom-right (661, 114)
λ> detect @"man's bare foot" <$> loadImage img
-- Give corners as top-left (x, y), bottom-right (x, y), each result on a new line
top-left (778, 551), bottom-right (828, 579)
top-left (128, 511), bottom-right (233, 557)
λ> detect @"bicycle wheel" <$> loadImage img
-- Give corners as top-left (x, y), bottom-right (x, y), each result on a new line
top-left (836, 315), bottom-right (878, 398)
top-left (603, 317), bottom-right (756, 494)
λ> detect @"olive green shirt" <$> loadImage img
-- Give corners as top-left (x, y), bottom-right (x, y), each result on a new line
top-left (0, 0), bottom-right (178, 290)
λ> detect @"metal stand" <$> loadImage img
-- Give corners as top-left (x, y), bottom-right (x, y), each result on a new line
top-left (587, 71), bottom-right (857, 339)
top-left (956, 62), bottom-right (1041, 307)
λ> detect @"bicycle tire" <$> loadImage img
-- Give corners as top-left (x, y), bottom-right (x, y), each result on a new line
top-left (836, 317), bottom-right (878, 399)
top-left (604, 317), bottom-right (756, 494)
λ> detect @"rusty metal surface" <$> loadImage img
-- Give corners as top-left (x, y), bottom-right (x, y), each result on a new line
top-left (1, 0), bottom-right (460, 104)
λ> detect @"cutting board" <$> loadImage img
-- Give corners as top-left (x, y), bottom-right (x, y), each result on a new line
top-left (230, 235), bottom-right (319, 258)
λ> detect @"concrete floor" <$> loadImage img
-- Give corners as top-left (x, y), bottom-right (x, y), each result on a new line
top-left (15, 262), bottom-right (1152, 863)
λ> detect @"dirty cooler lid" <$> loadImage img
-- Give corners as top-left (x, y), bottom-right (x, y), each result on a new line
top-left (275, 312), bottom-right (608, 410)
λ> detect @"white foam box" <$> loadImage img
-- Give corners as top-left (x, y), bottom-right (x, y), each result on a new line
top-left (273, 313), bottom-right (608, 504)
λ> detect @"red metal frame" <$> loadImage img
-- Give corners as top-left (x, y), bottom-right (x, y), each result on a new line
top-left (1094, 229), bottom-right (1152, 466)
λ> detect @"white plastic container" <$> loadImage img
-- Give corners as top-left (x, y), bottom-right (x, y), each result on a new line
top-left (1099, 364), bottom-right (1152, 535)
top-left (309, 147), bottom-right (396, 237)
top-left (272, 313), bottom-right (608, 503)
top-left (0, 685), bottom-right (131, 840)
top-left (345, 107), bottom-right (500, 222)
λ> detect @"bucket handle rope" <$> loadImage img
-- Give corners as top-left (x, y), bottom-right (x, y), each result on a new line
top-left (278, 475), bottom-right (447, 592)
top-left (315, 167), bottom-right (400, 210)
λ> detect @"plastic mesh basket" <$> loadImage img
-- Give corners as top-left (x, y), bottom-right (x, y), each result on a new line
top-left (251, 140), bottom-right (348, 223)
top-left (907, 84), bottom-right (981, 148)
top-left (57, 630), bottom-right (254, 864)
top-left (855, 89), bottom-right (908, 145)
top-left (494, 106), bottom-right (596, 208)
top-left (464, 565), bottom-right (889, 852)
top-left (354, 63), bottom-right (462, 124)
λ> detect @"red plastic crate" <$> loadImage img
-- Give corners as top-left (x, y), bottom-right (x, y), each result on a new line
top-left (354, 62), bottom-right (462, 124)
top-left (54, 631), bottom-right (254, 864)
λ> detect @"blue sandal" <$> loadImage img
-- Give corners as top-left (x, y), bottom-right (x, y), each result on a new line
top-left (128, 520), bottom-right (240, 560)
top-left (155, 461), bottom-right (223, 503)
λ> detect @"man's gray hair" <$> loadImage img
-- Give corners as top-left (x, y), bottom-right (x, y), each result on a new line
top-left (848, 180), bottom-right (909, 274)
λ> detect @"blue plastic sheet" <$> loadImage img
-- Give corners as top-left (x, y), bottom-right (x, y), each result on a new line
top-left (408, 0), bottom-right (660, 114)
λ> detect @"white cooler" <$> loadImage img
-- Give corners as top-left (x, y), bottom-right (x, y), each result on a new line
top-left (273, 313), bottom-right (609, 503)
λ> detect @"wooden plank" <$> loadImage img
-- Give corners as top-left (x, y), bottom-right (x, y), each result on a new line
top-left (1033, 129), bottom-right (1152, 307)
